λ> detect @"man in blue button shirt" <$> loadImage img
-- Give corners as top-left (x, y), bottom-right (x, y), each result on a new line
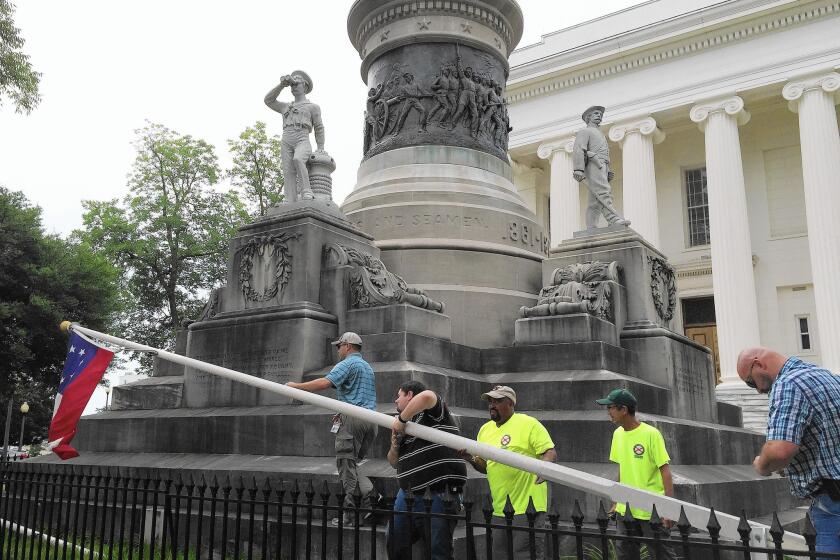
top-left (737, 346), bottom-right (840, 556)
top-left (287, 332), bottom-right (378, 524)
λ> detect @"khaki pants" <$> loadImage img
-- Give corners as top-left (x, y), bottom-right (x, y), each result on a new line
top-left (335, 414), bottom-right (378, 510)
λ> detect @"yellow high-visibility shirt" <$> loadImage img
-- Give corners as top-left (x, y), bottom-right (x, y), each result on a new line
top-left (610, 422), bottom-right (671, 520)
top-left (477, 413), bottom-right (555, 516)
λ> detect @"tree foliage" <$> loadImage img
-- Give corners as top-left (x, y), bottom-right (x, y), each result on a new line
top-left (0, 187), bottom-right (118, 443)
top-left (0, 0), bottom-right (41, 113)
top-left (227, 121), bottom-right (284, 217)
top-left (80, 123), bottom-right (248, 372)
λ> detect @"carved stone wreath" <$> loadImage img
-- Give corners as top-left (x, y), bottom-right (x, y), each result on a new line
top-left (647, 255), bottom-right (677, 322)
top-left (237, 233), bottom-right (301, 302)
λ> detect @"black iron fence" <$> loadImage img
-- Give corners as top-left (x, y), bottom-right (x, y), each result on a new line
top-left (1, 459), bottom-right (837, 560)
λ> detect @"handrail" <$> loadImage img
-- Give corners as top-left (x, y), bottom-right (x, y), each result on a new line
top-left (62, 321), bottom-right (805, 548)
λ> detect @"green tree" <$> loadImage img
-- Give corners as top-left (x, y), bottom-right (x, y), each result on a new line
top-left (80, 123), bottom-right (248, 372)
top-left (0, 187), bottom-right (118, 443)
top-left (0, 0), bottom-right (41, 113)
top-left (227, 121), bottom-right (284, 217)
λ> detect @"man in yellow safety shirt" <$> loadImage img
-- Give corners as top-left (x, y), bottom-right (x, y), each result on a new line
top-left (596, 388), bottom-right (676, 560)
top-left (460, 385), bottom-right (556, 559)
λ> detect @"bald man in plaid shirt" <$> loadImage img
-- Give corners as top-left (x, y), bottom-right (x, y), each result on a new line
top-left (737, 347), bottom-right (840, 556)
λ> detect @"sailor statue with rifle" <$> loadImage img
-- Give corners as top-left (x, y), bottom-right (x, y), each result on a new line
top-left (572, 106), bottom-right (631, 229)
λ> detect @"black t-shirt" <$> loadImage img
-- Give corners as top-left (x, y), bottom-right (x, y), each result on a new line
top-left (396, 393), bottom-right (468, 493)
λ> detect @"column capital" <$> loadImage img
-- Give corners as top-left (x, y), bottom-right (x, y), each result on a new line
top-left (608, 116), bottom-right (666, 148)
top-left (537, 136), bottom-right (576, 160)
top-left (782, 72), bottom-right (840, 113)
top-left (689, 96), bottom-right (750, 131)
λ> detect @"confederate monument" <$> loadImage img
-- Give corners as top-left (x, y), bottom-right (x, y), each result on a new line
top-left (38, 2), bottom-right (806, 556)
top-left (264, 70), bottom-right (325, 202)
top-left (573, 105), bottom-right (630, 228)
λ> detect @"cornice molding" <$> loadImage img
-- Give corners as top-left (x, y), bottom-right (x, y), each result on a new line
top-left (536, 136), bottom-right (576, 159)
top-left (506, 0), bottom-right (840, 105)
top-left (690, 96), bottom-right (751, 131)
top-left (348, 1), bottom-right (523, 63)
top-left (782, 71), bottom-right (840, 111)
top-left (608, 116), bottom-right (666, 147)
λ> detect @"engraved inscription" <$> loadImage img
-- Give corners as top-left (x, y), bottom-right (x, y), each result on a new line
top-left (675, 366), bottom-right (708, 395)
top-left (193, 348), bottom-right (293, 374)
top-left (503, 221), bottom-right (550, 256)
top-left (367, 213), bottom-right (490, 228)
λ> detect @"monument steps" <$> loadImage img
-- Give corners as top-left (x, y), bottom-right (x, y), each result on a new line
top-left (74, 404), bottom-right (763, 465)
top-left (111, 375), bottom-right (184, 410)
top-left (300, 360), bottom-right (675, 414)
top-left (31, 452), bottom-right (801, 521)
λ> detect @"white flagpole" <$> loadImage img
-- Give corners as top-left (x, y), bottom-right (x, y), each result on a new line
top-left (61, 321), bottom-right (804, 549)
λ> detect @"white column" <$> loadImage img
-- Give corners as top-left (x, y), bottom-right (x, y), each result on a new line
top-left (511, 159), bottom-right (543, 214)
top-left (538, 137), bottom-right (579, 248)
top-left (608, 117), bottom-right (665, 248)
top-left (690, 96), bottom-right (761, 387)
top-left (783, 72), bottom-right (840, 372)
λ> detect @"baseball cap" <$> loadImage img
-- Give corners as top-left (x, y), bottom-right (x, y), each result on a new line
top-left (331, 332), bottom-right (363, 347)
top-left (481, 385), bottom-right (517, 406)
top-left (595, 388), bottom-right (637, 408)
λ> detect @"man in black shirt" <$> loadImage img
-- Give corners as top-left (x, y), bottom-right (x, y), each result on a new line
top-left (388, 380), bottom-right (467, 559)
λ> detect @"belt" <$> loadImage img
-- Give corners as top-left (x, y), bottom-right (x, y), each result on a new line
top-left (815, 479), bottom-right (840, 501)
top-left (412, 483), bottom-right (463, 496)
top-left (284, 124), bottom-right (311, 131)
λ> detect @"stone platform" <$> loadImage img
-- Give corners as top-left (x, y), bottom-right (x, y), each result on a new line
top-left (61, 327), bottom-right (793, 520)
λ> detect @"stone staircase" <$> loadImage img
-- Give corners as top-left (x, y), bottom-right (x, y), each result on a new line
top-left (51, 331), bottom-right (800, 522)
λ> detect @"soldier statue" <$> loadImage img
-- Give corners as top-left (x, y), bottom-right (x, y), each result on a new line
top-left (264, 70), bottom-right (325, 202)
top-left (572, 106), bottom-right (630, 229)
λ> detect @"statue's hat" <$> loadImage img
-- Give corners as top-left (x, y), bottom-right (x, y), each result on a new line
top-left (581, 105), bottom-right (605, 122)
top-left (290, 70), bottom-right (313, 94)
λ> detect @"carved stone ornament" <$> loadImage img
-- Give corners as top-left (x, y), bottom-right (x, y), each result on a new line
top-left (197, 288), bottom-right (220, 320)
top-left (647, 255), bottom-right (676, 322)
top-left (237, 233), bottom-right (301, 302)
top-left (324, 243), bottom-right (444, 313)
top-left (520, 261), bottom-right (620, 321)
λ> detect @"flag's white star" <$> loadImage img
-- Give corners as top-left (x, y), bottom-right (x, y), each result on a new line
top-left (69, 346), bottom-right (75, 353)
top-left (79, 348), bottom-right (86, 356)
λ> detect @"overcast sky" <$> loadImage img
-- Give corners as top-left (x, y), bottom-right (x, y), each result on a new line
top-left (0, 0), bottom-right (641, 414)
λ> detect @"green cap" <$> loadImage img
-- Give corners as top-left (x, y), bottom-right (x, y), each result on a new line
top-left (595, 388), bottom-right (637, 408)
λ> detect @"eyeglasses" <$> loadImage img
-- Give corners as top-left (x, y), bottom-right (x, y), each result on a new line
top-left (745, 360), bottom-right (757, 389)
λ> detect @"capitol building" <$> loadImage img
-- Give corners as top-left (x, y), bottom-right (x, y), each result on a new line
top-left (506, 0), bottom-right (840, 427)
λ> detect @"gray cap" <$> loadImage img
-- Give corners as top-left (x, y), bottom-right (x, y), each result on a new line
top-left (331, 332), bottom-right (363, 346)
top-left (481, 385), bottom-right (517, 406)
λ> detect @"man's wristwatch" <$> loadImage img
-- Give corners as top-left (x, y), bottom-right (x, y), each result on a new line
top-left (397, 414), bottom-right (407, 424)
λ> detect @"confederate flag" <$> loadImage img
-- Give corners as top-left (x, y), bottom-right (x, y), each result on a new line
top-left (47, 331), bottom-right (114, 460)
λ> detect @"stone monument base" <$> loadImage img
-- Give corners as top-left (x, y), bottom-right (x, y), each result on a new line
top-left (515, 314), bottom-right (619, 346)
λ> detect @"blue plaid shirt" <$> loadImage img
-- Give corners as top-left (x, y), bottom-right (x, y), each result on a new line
top-left (766, 357), bottom-right (840, 498)
top-left (325, 352), bottom-right (377, 410)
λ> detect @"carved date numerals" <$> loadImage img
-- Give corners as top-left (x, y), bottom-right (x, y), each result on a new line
top-left (504, 222), bottom-right (549, 255)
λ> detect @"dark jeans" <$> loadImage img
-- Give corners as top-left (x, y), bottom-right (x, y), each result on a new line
top-left (616, 518), bottom-right (676, 560)
top-left (810, 494), bottom-right (840, 559)
top-left (387, 488), bottom-right (457, 560)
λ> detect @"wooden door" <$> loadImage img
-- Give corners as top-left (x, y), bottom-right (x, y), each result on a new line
top-left (685, 325), bottom-right (721, 384)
